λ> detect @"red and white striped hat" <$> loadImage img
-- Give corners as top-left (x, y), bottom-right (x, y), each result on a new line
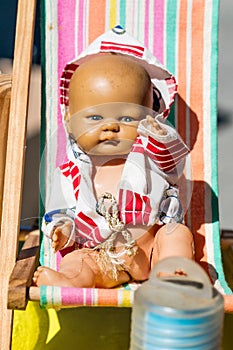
top-left (60, 25), bottom-right (177, 118)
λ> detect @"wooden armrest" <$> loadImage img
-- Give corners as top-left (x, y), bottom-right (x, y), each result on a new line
top-left (220, 229), bottom-right (233, 296)
top-left (221, 229), bottom-right (233, 250)
top-left (8, 229), bottom-right (40, 310)
top-left (221, 229), bottom-right (233, 239)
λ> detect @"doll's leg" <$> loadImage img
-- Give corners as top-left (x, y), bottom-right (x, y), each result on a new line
top-left (150, 223), bottom-right (194, 269)
top-left (33, 249), bottom-right (131, 288)
top-left (33, 250), bottom-right (96, 287)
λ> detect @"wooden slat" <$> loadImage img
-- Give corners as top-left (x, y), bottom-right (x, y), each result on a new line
top-left (8, 230), bottom-right (40, 310)
top-left (0, 0), bottom-right (36, 348)
top-left (221, 230), bottom-right (233, 293)
top-left (0, 75), bottom-right (11, 227)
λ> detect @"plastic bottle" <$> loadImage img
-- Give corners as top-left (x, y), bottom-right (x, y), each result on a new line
top-left (130, 257), bottom-right (224, 350)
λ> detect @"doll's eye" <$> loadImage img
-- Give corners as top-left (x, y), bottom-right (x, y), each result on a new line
top-left (87, 115), bottom-right (103, 121)
top-left (119, 116), bottom-right (135, 122)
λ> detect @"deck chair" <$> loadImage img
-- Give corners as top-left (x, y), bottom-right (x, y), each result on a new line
top-left (2, 0), bottom-right (233, 349)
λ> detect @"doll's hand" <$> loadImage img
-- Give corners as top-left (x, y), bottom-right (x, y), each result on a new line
top-left (51, 220), bottom-right (72, 252)
top-left (146, 115), bottom-right (167, 136)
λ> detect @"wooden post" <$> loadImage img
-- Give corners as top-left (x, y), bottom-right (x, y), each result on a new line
top-left (0, 75), bottom-right (11, 227)
top-left (0, 0), bottom-right (36, 348)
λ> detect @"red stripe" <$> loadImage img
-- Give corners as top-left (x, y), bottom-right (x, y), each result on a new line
top-left (60, 96), bottom-right (68, 105)
top-left (135, 137), bottom-right (143, 144)
top-left (62, 161), bottom-right (80, 199)
top-left (124, 212), bottom-right (133, 223)
top-left (147, 144), bottom-right (188, 161)
top-left (147, 138), bottom-right (186, 154)
top-left (146, 137), bottom-right (189, 170)
top-left (75, 216), bottom-right (90, 232)
top-left (143, 212), bottom-right (150, 225)
top-left (59, 162), bottom-right (70, 177)
top-left (60, 80), bottom-right (70, 89)
top-left (122, 191), bottom-right (152, 225)
top-left (148, 136), bottom-right (182, 150)
top-left (124, 190), bottom-right (133, 223)
top-left (149, 154), bottom-right (186, 172)
top-left (134, 193), bottom-right (143, 211)
top-left (134, 192), bottom-right (143, 224)
top-left (100, 45), bottom-right (144, 58)
top-left (142, 195), bottom-right (151, 225)
top-left (168, 86), bottom-right (176, 94)
top-left (73, 175), bottom-right (81, 190)
top-left (77, 212), bottom-right (102, 244)
top-left (70, 166), bottom-right (79, 177)
top-left (101, 41), bottom-right (144, 52)
top-left (60, 63), bottom-right (79, 107)
top-left (60, 162), bottom-right (69, 170)
top-left (66, 62), bottom-right (79, 71)
top-left (131, 137), bottom-right (144, 153)
top-left (62, 71), bottom-right (74, 80)
top-left (166, 77), bottom-right (177, 91)
top-left (61, 169), bottom-right (70, 177)
top-left (142, 195), bottom-right (152, 214)
top-left (125, 190), bottom-right (134, 211)
top-left (134, 211), bottom-right (143, 224)
top-left (131, 144), bottom-right (144, 154)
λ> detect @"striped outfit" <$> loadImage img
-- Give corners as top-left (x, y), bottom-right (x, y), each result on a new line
top-left (42, 27), bottom-right (189, 250)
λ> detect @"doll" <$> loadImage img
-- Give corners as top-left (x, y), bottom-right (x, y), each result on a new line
top-left (33, 27), bottom-right (194, 288)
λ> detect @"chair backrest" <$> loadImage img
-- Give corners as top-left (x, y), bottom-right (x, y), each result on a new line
top-left (41, 0), bottom-right (230, 293)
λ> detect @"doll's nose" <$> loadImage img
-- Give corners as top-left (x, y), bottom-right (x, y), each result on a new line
top-left (101, 122), bottom-right (120, 132)
top-left (99, 122), bottom-right (120, 141)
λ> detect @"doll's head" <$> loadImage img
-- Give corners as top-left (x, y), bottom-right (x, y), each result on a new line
top-left (65, 54), bottom-right (154, 155)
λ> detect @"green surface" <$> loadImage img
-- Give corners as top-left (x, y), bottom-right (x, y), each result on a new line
top-left (12, 302), bottom-right (131, 349)
top-left (12, 300), bottom-right (233, 350)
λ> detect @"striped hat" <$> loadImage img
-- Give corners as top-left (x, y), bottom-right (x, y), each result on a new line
top-left (60, 25), bottom-right (177, 118)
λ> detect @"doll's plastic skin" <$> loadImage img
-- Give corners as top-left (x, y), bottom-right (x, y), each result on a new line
top-left (33, 55), bottom-right (194, 288)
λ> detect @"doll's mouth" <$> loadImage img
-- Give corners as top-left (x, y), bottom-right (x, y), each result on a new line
top-left (100, 140), bottom-right (120, 146)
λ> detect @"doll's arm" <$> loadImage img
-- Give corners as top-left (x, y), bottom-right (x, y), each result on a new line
top-left (144, 115), bottom-right (168, 136)
top-left (138, 114), bottom-right (189, 182)
top-left (42, 167), bottom-right (77, 250)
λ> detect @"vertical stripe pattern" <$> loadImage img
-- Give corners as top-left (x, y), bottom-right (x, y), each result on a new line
top-left (41, 0), bottom-right (231, 308)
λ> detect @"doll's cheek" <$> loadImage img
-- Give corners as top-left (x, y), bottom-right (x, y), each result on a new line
top-left (76, 136), bottom-right (91, 150)
top-left (119, 125), bottom-right (138, 141)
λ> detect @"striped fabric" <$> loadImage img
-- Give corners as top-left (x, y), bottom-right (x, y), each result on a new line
top-left (40, 284), bottom-right (139, 309)
top-left (60, 161), bottom-right (81, 199)
top-left (100, 40), bottom-right (144, 57)
top-left (41, 0), bottom-right (232, 309)
top-left (146, 136), bottom-right (189, 172)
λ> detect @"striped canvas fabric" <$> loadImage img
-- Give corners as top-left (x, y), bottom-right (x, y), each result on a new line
top-left (40, 0), bottom-right (232, 309)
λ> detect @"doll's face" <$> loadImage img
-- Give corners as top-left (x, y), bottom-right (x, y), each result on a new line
top-left (67, 103), bottom-right (149, 155)
top-left (66, 55), bottom-right (153, 155)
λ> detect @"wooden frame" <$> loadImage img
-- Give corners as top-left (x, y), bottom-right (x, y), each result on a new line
top-left (8, 230), bottom-right (40, 310)
top-left (0, 0), bottom-right (36, 348)
top-left (0, 74), bottom-right (11, 225)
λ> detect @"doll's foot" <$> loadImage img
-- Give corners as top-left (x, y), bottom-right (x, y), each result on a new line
top-left (32, 266), bottom-right (76, 287)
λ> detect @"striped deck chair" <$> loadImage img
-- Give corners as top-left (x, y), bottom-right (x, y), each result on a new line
top-left (5, 0), bottom-right (233, 349)
top-left (35, 0), bottom-right (233, 309)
